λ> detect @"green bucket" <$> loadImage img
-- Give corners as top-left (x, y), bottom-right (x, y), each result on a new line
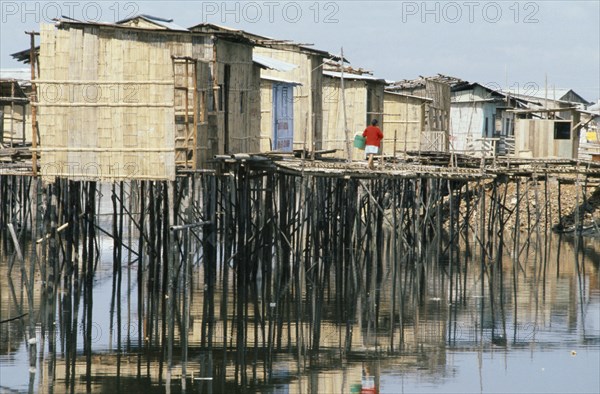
top-left (354, 135), bottom-right (366, 149)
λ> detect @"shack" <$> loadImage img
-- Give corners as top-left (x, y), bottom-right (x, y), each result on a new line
top-left (321, 68), bottom-right (386, 160)
top-left (387, 75), bottom-right (453, 152)
top-left (382, 91), bottom-right (432, 154)
top-left (450, 82), bottom-right (530, 156)
top-left (254, 45), bottom-right (334, 153)
top-left (0, 73), bottom-right (31, 147)
top-left (513, 108), bottom-right (581, 159)
top-left (253, 54), bottom-right (300, 152)
top-left (31, 16), bottom-right (262, 181)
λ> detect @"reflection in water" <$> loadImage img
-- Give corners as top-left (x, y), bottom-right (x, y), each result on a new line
top-left (0, 176), bottom-right (599, 394)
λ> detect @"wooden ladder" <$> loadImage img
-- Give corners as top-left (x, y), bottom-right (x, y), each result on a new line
top-left (172, 57), bottom-right (198, 170)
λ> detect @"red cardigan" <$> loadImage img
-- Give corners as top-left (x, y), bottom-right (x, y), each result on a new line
top-left (362, 126), bottom-right (383, 147)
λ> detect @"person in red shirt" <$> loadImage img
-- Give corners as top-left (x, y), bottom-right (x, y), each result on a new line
top-left (362, 119), bottom-right (383, 169)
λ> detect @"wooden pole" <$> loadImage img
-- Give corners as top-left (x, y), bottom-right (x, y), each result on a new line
top-left (166, 181), bottom-right (175, 393)
top-left (10, 81), bottom-right (14, 147)
top-left (340, 47), bottom-right (352, 162)
top-left (27, 32), bottom-right (39, 176)
top-left (137, 180), bottom-right (145, 377)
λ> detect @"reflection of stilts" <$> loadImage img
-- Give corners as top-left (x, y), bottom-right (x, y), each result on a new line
top-left (361, 363), bottom-right (377, 394)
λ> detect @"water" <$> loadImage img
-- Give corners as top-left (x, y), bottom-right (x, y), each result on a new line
top-left (1, 226), bottom-right (599, 393)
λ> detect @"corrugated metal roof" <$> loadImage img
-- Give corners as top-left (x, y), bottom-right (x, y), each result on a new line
top-left (389, 74), bottom-right (465, 90)
top-left (384, 90), bottom-right (433, 102)
top-left (10, 47), bottom-right (37, 64)
top-left (323, 70), bottom-right (386, 83)
top-left (504, 91), bottom-right (572, 106)
top-left (0, 68), bottom-right (31, 81)
top-left (189, 23), bottom-right (272, 39)
top-left (190, 23), bottom-right (340, 60)
top-left (523, 88), bottom-right (572, 101)
top-left (117, 14), bottom-right (188, 31)
top-left (505, 88), bottom-right (591, 105)
top-left (260, 75), bottom-right (302, 86)
top-left (253, 54), bottom-right (298, 72)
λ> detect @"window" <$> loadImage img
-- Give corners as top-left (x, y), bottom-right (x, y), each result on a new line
top-left (281, 87), bottom-right (288, 117)
top-left (218, 84), bottom-right (224, 111)
top-left (208, 90), bottom-right (214, 112)
top-left (554, 121), bottom-right (571, 140)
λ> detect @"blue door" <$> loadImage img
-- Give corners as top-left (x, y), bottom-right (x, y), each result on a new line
top-left (273, 83), bottom-right (294, 152)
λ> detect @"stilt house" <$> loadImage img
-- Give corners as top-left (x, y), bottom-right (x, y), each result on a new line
top-left (33, 16), bottom-right (263, 181)
top-left (450, 82), bottom-right (531, 156)
top-left (320, 63), bottom-right (386, 160)
top-left (387, 75), bottom-right (453, 152)
top-left (513, 107), bottom-right (582, 159)
top-left (382, 91), bottom-right (433, 155)
top-left (253, 45), bottom-right (336, 153)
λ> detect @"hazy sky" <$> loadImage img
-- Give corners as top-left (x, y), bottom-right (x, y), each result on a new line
top-left (1, 0), bottom-right (598, 101)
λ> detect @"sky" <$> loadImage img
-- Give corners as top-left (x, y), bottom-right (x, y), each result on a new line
top-left (1, 0), bottom-right (599, 102)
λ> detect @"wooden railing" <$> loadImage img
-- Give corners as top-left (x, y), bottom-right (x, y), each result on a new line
top-left (579, 142), bottom-right (600, 160)
top-left (420, 131), bottom-right (446, 152)
top-left (501, 137), bottom-right (515, 156)
top-left (464, 137), bottom-right (498, 157)
top-left (462, 136), bottom-right (516, 158)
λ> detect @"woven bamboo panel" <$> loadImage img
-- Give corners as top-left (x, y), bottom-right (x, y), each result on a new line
top-left (204, 40), bottom-right (262, 156)
top-left (38, 24), bottom-right (177, 181)
top-left (322, 77), bottom-right (368, 160)
top-left (0, 81), bottom-right (32, 145)
top-left (195, 60), bottom-right (211, 167)
top-left (260, 79), bottom-right (274, 151)
top-left (383, 93), bottom-right (426, 154)
top-left (248, 67), bottom-right (262, 153)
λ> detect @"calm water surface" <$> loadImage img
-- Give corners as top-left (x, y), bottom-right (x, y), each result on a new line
top-left (1, 230), bottom-right (598, 393)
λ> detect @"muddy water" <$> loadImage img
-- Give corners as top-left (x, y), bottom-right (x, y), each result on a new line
top-left (1, 231), bottom-right (599, 394)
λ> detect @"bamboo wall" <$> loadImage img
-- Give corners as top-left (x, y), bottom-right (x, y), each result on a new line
top-left (259, 79), bottom-right (273, 152)
top-left (214, 39), bottom-right (261, 155)
top-left (311, 56), bottom-right (324, 150)
top-left (0, 80), bottom-right (31, 146)
top-left (1, 103), bottom-right (30, 145)
top-left (423, 80), bottom-right (450, 138)
top-left (322, 77), bottom-right (366, 160)
top-left (38, 23), bottom-right (180, 181)
top-left (322, 76), bottom-right (385, 160)
top-left (383, 93), bottom-right (426, 154)
top-left (36, 22), bottom-right (262, 180)
top-left (393, 80), bottom-right (450, 151)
